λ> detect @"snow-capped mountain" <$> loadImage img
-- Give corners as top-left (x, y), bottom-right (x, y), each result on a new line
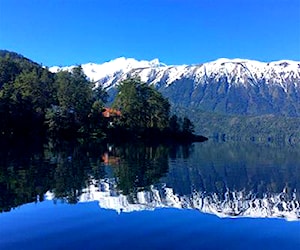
top-left (45, 178), bottom-right (300, 221)
top-left (50, 57), bottom-right (300, 117)
top-left (50, 57), bottom-right (300, 89)
top-left (50, 57), bottom-right (165, 84)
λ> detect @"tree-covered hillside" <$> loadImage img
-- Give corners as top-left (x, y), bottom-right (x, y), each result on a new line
top-left (0, 50), bottom-right (203, 142)
top-left (174, 107), bottom-right (300, 144)
top-left (1, 50), bottom-right (299, 144)
top-left (0, 50), bottom-right (107, 138)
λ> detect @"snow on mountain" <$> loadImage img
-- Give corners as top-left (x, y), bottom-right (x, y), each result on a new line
top-left (50, 57), bottom-right (300, 117)
top-left (49, 57), bottom-right (300, 91)
top-left (45, 178), bottom-right (300, 221)
top-left (49, 57), bottom-right (165, 82)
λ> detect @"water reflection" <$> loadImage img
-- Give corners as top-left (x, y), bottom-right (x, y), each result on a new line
top-left (106, 143), bottom-right (169, 197)
top-left (0, 139), bottom-right (299, 220)
top-left (0, 139), bottom-right (106, 210)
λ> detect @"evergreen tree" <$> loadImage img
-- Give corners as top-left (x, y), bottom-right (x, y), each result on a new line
top-left (182, 117), bottom-right (195, 135)
top-left (0, 56), bottom-right (55, 135)
top-left (0, 57), bottom-right (21, 88)
top-left (169, 114), bottom-right (180, 134)
top-left (113, 78), bottom-right (170, 132)
top-left (45, 66), bottom-right (94, 136)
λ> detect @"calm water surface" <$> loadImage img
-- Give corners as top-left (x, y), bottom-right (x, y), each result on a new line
top-left (0, 140), bottom-right (299, 250)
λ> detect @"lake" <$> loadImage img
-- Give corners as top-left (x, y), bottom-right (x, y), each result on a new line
top-left (0, 139), bottom-right (299, 250)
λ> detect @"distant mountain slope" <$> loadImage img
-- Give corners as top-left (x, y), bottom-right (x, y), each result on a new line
top-left (50, 58), bottom-right (300, 117)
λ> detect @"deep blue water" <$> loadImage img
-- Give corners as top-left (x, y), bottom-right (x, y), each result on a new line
top-left (0, 141), bottom-right (299, 249)
top-left (0, 201), bottom-right (299, 250)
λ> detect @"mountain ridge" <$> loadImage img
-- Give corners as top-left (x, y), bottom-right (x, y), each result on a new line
top-left (50, 57), bottom-right (300, 118)
top-left (49, 57), bottom-right (300, 89)
top-left (1, 50), bottom-right (299, 141)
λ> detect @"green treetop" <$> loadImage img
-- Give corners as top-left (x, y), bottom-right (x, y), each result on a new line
top-left (113, 78), bottom-right (170, 132)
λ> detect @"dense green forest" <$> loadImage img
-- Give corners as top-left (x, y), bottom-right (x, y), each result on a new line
top-left (0, 50), bottom-right (107, 138)
top-left (0, 50), bottom-right (205, 142)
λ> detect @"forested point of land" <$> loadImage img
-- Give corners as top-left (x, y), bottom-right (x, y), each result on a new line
top-left (0, 50), bottom-right (207, 143)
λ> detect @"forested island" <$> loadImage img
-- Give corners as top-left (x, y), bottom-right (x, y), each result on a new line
top-left (0, 50), bottom-right (207, 143)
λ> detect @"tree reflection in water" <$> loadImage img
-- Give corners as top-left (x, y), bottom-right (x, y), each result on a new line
top-left (0, 139), bottom-right (173, 211)
top-left (0, 139), bottom-right (299, 219)
top-left (110, 143), bottom-right (169, 199)
top-left (0, 139), bottom-right (106, 210)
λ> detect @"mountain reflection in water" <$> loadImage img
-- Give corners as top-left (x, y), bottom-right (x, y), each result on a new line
top-left (0, 140), bottom-right (299, 220)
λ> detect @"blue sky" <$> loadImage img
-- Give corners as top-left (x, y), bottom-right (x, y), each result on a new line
top-left (0, 0), bottom-right (299, 66)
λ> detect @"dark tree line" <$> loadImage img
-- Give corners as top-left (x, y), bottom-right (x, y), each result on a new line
top-left (0, 51), bottom-right (107, 138)
top-left (112, 78), bottom-right (170, 134)
top-left (109, 77), bottom-right (206, 142)
top-left (0, 50), bottom-right (206, 142)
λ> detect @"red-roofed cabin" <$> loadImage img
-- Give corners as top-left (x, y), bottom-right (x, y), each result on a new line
top-left (102, 108), bottom-right (121, 118)
top-left (101, 152), bottom-right (120, 166)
